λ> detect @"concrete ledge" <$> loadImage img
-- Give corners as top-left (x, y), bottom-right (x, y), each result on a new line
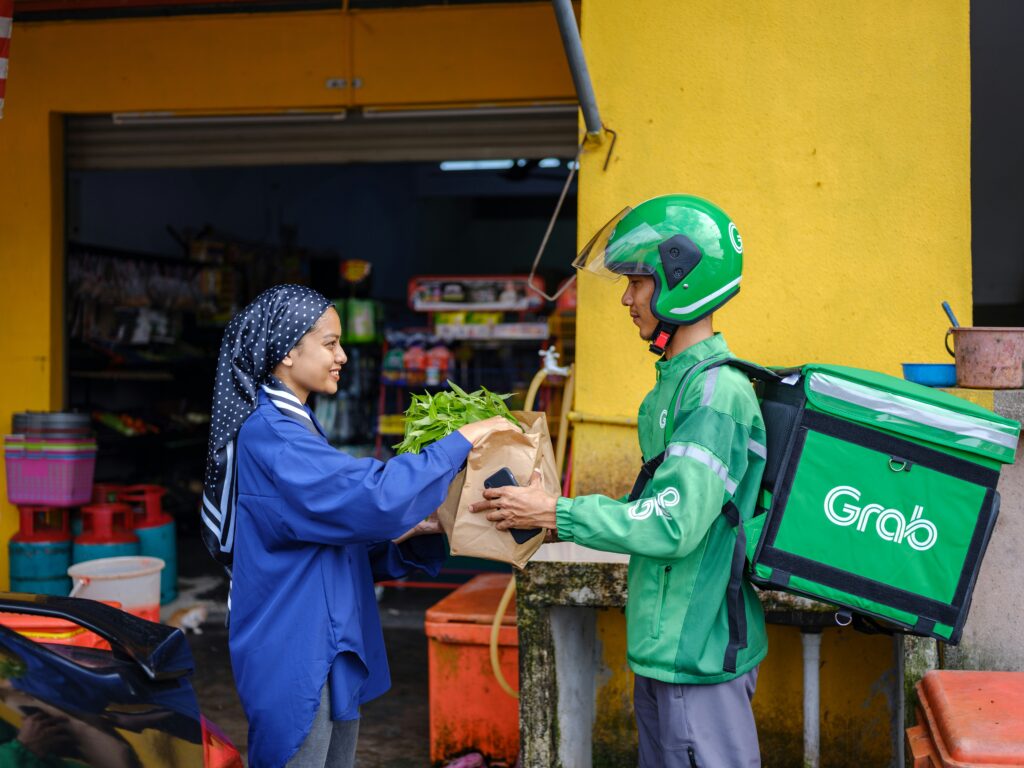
top-left (516, 563), bottom-right (626, 768)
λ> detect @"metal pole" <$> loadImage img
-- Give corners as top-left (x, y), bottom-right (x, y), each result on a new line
top-left (802, 630), bottom-right (822, 768)
top-left (551, 0), bottom-right (602, 138)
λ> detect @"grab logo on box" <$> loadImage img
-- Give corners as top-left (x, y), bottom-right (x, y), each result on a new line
top-left (824, 485), bottom-right (938, 552)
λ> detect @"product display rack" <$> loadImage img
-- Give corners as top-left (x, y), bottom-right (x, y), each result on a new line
top-left (65, 241), bottom-right (264, 531)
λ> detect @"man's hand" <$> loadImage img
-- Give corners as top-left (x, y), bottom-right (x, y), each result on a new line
top-left (18, 711), bottom-right (73, 758)
top-left (469, 470), bottom-right (559, 531)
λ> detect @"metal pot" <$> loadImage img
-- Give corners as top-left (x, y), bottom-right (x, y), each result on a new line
top-left (945, 327), bottom-right (1024, 389)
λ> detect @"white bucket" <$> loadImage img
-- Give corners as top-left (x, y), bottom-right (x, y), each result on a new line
top-left (68, 556), bottom-right (164, 623)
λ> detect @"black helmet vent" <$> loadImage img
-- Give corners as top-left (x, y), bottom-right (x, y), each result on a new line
top-left (659, 235), bottom-right (703, 290)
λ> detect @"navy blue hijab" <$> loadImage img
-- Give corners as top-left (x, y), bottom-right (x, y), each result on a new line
top-left (202, 284), bottom-right (331, 567)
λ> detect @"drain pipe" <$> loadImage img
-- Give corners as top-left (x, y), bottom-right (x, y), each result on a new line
top-left (802, 630), bottom-right (822, 768)
top-left (551, 0), bottom-right (603, 139)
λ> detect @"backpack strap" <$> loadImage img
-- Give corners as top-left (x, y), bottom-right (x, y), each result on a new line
top-left (627, 453), bottom-right (669, 503)
top-left (704, 359), bottom-right (783, 672)
top-left (722, 500), bottom-right (747, 673)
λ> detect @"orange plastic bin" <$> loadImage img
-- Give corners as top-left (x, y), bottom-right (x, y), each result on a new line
top-left (425, 573), bottom-right (519, 765)
top-left (907, 670), bottom-right (1024, 767)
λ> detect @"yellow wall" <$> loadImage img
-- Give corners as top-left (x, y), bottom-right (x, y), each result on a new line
top-left (574, 0), bottom-right (972, 493)
top-left (0, 3), bottom-right (574, 586)
top-left (575, 1), bottom-right (970, 763)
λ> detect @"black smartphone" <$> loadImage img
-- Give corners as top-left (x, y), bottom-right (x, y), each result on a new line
top-left (483, 467), bottom-right (543, 544)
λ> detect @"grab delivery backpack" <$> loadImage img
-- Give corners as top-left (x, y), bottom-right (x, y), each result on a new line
top-left (663, 357), bottom-right (1021, 644)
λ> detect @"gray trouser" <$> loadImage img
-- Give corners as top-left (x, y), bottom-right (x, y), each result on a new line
top-left (634, 668), bottom-right (760, 768)
top-left (286, 683), bottom-right (359, 768)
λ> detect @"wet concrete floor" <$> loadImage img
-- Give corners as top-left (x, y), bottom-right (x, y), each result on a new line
top-left (171, 537), bottom-right (440, 767)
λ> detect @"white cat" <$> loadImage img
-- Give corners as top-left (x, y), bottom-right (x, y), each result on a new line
top-left (166, 604), bottom-right (209, 635)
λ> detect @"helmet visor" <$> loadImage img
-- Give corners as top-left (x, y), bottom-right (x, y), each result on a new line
top-left (573, 207), bottom-right (658, 280)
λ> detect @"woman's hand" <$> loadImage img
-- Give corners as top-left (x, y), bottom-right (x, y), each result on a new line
top-left (393, 513), bottom-right (442, 544)
top-left (456, 415), bottom-right (516, 445)
top-left (469, 470), bottom-right (559, 531)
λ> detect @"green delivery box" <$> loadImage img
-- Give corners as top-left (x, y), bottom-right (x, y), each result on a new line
top-left (730, 362), bottom-right (1021, 643)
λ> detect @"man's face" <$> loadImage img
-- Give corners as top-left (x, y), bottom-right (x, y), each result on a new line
top-left (621, 276), bottom-right (658, 340)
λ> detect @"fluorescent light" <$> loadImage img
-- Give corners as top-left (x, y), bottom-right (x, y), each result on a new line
top-left (440, 159), bottom-right (515, 172)
top-left (364, 104), bottom-right (577, 120)
top-left (111, 111), bottom-right (348, 126)
top-left (566, 160), bottom-right (579, 170)
top-left (538, 158), bottom-right (561, 168)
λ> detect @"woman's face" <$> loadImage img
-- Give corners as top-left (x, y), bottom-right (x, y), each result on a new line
top-left (278, 306), bottom-right (347, 402)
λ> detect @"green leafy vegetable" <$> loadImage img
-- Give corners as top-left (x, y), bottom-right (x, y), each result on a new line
top-left (393, 381), bottom-right (520, 454)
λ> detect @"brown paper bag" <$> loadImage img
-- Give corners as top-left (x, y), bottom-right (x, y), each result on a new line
top-left (435, 411), bottom-right (558, 569)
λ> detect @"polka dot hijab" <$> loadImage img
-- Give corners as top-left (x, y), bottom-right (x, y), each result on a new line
top-left (201, 284), bottom-right (331, 567)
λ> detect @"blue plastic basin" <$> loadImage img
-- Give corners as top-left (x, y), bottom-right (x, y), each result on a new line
top-left (902, 363), bottom-right (957, 387)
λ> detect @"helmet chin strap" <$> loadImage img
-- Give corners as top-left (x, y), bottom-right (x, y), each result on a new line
top-left (648, 320), bottom-right (678, 356)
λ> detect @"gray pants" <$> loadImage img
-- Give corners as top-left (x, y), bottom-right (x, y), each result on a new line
top-left (634, 668), bottom-right (760, 768)
top-left (286, 683), bottom-right (359, 768)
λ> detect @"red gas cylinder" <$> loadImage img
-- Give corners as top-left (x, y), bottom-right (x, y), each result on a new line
top-left (12, 507), bottom-right (70, 544)
top-left (92, 483), bottom-right (125, 504)
top-left (72, 503), bottom-right (140, 564)
top-left (117, 484), bottom-right (176, 604)
top-left (117, 485), bottom-right (169, 529)
top-left (9, 507), bottom-right (72, 595)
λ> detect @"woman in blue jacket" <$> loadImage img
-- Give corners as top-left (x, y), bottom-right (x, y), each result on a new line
top-left (200, 285), bottom-right (505, 768)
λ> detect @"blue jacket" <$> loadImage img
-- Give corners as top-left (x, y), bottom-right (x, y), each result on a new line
top-left (229, 390), bottom-right (470, 767)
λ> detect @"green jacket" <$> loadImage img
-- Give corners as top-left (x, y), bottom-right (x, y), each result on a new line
top-left (555, 334), bottom-right (768, 684)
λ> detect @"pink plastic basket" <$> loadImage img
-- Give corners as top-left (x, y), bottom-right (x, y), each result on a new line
top-left (5, 436), bottom-right (97, 507)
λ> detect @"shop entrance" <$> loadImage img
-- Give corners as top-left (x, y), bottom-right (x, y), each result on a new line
top-left (63, 106), bottom-right (578, 579)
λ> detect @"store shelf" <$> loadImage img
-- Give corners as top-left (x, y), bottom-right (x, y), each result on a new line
top-left (408, 274), bottom-right (547, 313)
top-left (435, 322), bottom-right (549, 341)
top-left (93, 431), bottom-right (205, 448)
top-left (412, 301), bottom-right (539, 313)
top-left (380, 378), bottom-right (450, 389)
top-left (69, 241), bottom-right (207, 269)
top-left (70, 370), bottom-right (174, 381)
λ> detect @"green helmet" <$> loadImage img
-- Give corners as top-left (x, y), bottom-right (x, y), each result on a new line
top-left (573, 194), bottom-right (743, 326)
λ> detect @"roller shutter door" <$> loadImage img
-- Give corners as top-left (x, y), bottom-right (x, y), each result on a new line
top-left (65, 106), bottom-right (579, 170)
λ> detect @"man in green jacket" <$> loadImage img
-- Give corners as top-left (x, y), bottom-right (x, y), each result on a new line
top-left (471, 194), bottom-right (767, 767)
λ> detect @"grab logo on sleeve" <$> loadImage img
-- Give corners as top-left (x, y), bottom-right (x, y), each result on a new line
top-left (629, 487), bottom-right (680, 520)
top-left (824, 485), bottom-right (938, 551)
